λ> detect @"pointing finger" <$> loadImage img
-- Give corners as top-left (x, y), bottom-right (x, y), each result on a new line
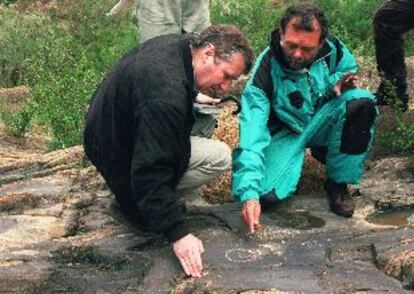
top-left (178, 255), bottom-right (191, 276)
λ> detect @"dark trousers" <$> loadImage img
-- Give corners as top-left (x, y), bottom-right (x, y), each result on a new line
top-left (374, 0), bottom-right (414, 103)
top-left (83, 134), bottom-right (141, 222)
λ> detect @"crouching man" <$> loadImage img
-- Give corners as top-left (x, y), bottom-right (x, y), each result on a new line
top-left (232, 4), bottom-right (378, 233)
top-left (84, 25), bottom-right (254, 276)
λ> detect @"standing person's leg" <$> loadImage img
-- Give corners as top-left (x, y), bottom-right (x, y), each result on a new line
top-left (137, 0), bottom-right (215, 135)
top-left (182, 0), bottom-right (211, 34)
top-left (374, 0), bottom-right (414, 109)
top-left (176, 136), bottom-right (231, 191)
top-left (182, 0), bottom-right (214, 137)
top-left (136, 0), bottom-right (182, 43)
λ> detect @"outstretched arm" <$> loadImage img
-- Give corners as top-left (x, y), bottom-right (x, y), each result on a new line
top-left (130, 101), bottom-right (204, 277)
top-left (232, 49), bottom-right (274, 232)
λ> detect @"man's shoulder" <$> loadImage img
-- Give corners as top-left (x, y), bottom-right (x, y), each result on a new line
top-left (118, 35), bottom-right (187, 70)
top-left (252, 47), bottom-right (273, 72)
top-left (326, 35), bottom-right (350, 52)
top-left (108, 41), bottom-right (189, 93)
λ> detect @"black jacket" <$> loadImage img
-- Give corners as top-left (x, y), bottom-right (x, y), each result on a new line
top-left (84, 34), bottom-right (197, 242)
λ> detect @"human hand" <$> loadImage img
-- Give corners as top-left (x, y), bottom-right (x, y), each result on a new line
top-left (241, 200), bottom-right (261, 233)
top-left (334, 73), bottom-right (361, 96)
top-left (172, 234), bottom-right (205, 277)
top-left (195, 93), bottom-right (221, 105)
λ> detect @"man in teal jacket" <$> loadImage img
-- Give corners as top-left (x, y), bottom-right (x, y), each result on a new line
top-left (232, 3), bottom-right (378, 233)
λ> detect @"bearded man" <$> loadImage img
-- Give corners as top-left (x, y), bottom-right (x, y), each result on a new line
top-left (232, 4), bottom-right (378, 233)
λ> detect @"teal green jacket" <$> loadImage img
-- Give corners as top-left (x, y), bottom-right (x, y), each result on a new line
top-left (232, 30), bottom-right (358, 203)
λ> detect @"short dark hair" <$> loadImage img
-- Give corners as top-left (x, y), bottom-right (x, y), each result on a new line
top-left (191, 24), bottom-right (254, 74)
top-left (280, 3), bottom-right (329, 41)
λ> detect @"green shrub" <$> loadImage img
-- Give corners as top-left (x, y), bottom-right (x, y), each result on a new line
top-left (313, 0), bottom-right (382, 56)
top-left (0, 0), bottom-right (16, 5)
top-left (0, 10), bottom-right (48, 88)
top-left (377, 118), bottom-right (414, 154)
top-left (211, 0), bottom-right (283, 55)
top-left (0, 0), bottom-right (137, 148)
top-left (392, 120), bottom-right (414, 153)
top-left (0, 107), bottom-right (32, 136)
top-left (0, 0), bottom-right (413, 152)
top-left (375, 83), bottom-right (414, 154)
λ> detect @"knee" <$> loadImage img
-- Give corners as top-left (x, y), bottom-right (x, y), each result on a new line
top-left (340, 98), bottom-right (378, 155)
top-left (208, 141), bottom-right (232, 171)
top-left (373, 7), bottom-right (401, 39)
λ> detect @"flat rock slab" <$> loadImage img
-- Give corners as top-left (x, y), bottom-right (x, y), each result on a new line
top-left (137, 223), bottom-right (412, 293)
top-left (0, 176), bottom-right (72, 197)
top-left (0, 215), bottom-right (65, 252)
top-left (0, 142), bottom-right (413, 293)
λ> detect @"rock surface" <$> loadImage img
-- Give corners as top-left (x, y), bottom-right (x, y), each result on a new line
top-left (0, 134), bottom-right (413, 293)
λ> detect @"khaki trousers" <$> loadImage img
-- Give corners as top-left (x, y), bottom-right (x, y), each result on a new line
top-left (177, 136), bottom-right (231, 191)
top-left (136, 0), bottom-right (210, 43)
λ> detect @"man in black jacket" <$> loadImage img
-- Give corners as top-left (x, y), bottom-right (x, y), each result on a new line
top-left (84, 25), bottom-right (254, 277)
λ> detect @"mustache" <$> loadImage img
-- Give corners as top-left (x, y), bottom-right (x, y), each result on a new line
top-left (200, 87), bottom-right (222, 97)
top-left (287, 57), bottom-right (306, 67)
top-left (286, 55), bottom-right (316, 69)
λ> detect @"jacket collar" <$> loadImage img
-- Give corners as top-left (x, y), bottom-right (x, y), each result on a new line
top-left (269, 29), bottom-right (332, 70)
top-left (180, 35), bottom-right (198, 99)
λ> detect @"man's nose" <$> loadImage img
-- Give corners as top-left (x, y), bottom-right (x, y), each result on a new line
top-left (220, 80), bottom-right (232, 91)
top-left (292, 49), bottom-right (304, 59)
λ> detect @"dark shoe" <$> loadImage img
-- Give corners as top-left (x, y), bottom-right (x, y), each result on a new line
top-left (324, 178), bottom-right (355, 218)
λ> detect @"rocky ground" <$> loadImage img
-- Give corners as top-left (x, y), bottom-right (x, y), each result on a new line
top-left (0, 60), bottom-right (413, 293)
top-left (0, 135), bottom-right (413, 293)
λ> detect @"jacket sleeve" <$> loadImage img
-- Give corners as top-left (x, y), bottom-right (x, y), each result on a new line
top-left (327, 36), bottom-right (359, 89)
top-left (232, 49), bottom-right (273, 204)
top-left (130, 100), bottom-right (190, 243)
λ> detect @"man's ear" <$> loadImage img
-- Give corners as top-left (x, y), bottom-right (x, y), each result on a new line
top-left (279, 27), bottom-right (285, 45)
top-left (204, 43), bottom-right (215, 58)
top-left (279, 28), bottom-right (285, 45)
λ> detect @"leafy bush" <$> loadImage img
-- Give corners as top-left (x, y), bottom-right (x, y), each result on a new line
top-left (0, 0), bottom-right (16, 5)
top-left (0, 87), bottom-right (33, 137)
top-left (211, 0), bottom-right (282, 55)
top-left (375, 85), bottom-right (414, 154)
top-left (313, 0), bottom-right (382, 56)
top-left (0, 0), bottom-right (137, 148)
top-left (0, 108), bottom-right (32, 136)
top-left (390, 120), bottom-right (414, 153)
top-left (0, 0), bottom-right (413, 151)
top-left (377, 118), bottom-right (414, 154)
